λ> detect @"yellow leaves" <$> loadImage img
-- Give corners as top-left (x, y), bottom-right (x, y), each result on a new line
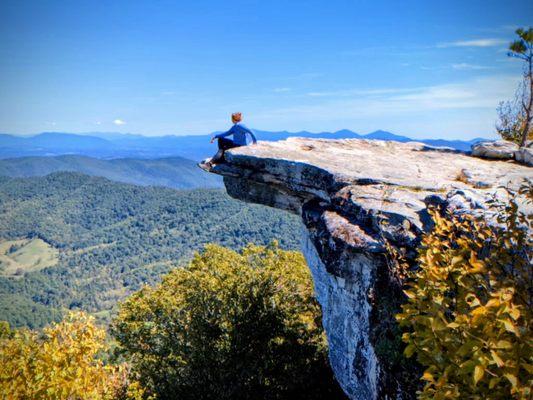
top-left (450, 255), bottom-right (464, 266)
top-left (485, 298), bottom-right (501, 308)
top-left (422, 371), bottom-right (434, 382)
top-left (490, 350), bottom-right (505, 368)
top-left (468, 255), bottom-right (486, 274)
top-left (500, 287), bottom-right (516, 302)
top-left (471, 306), bottom-right (486, 317)
top-left (430, 316), bottom-right (447, 332)
top-left (0, 312), bottom-right (128, 400)
top-left (504, 373), bottom-right (518, 389)
top-left (501, 318), bottom-right (521, 336)
top-left (465, 293), bottom-right (481, 307)
top-left (495, 340), bottom-right (513, 349)
top-left (396, 197), bottom-right (532, 399)
top-left (474, 365), bottom-right (485, 385)
top-left (508, 306), bottom-right (521, 321)
top-left (433, 294), bottom-right (444, 305)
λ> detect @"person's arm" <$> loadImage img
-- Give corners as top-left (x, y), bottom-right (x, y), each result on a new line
top-left (211, 126), bottom-right (234, 143)
top-left (215, 126), bottom-right (235, 139)
top-left (245, 126), bottom-right (257, 144)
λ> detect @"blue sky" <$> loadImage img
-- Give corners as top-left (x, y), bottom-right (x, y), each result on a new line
top-left (1, 0), bottom-right (531, 139)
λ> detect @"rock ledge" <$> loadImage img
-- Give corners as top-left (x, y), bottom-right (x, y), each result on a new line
top-left (202, 138), bottom-right (532, 400)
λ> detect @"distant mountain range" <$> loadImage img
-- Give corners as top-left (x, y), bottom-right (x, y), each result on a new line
top-left (0, 130), bottom-right (488, 160)
top-left (0, 155), bottom-right (222, 189)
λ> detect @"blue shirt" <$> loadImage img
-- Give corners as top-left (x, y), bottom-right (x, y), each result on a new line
top-left (215, 123), bottom-right (257, 146)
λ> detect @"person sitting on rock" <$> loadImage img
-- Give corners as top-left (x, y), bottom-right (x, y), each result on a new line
top-left (205, 112), bottom-right (257, 167)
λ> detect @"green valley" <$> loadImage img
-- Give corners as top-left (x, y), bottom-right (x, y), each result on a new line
top-left (0, 172), bottom-right (300, 328)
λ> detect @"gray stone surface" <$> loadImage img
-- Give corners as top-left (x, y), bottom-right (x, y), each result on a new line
top-left (470, 139), bottom-right (533, 166)
top-left (515, 146), bottom-right (533, 166)
top-left (471, 140), bottom-right (518, 160)
top-left (303, 232), bottom-right (378, 400)
top-left (200, 138), bottom-right (532, 399)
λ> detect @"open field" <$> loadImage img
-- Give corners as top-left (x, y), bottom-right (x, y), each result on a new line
top-left (0, 238), bottom-right (58, 277)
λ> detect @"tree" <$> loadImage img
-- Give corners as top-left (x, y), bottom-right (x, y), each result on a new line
top-left (0, 312), bottom-right (147, 400)
top-left (112, 243), bottom-right (345, 400)
top-left (497, 27), bottom-right (533, 147)
top-left (396, 185), bottom-right (532, 399)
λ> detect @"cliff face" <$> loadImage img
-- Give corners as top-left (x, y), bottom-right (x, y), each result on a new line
top-left (201, 138), bottom-right (532, 400)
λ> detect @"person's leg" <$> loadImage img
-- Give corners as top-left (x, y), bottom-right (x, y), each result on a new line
top-left (211, 138), bottom-right (237, 164)
top-left (219, 137), bottom-right (236, 150)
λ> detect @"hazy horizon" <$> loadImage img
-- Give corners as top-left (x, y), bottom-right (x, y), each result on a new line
top-left (1, 128), bottom-right (492, 141)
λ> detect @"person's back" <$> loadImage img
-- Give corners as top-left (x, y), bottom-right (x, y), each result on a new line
top-left (229, 123), bottom-right (256, 146)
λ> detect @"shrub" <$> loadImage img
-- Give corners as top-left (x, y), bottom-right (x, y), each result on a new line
top-left (0, 311), bottom-right (145, 399)
top-left (112, 243), bottom-right (345, 400)
top-left (396, 188), bottom-right (532, 399)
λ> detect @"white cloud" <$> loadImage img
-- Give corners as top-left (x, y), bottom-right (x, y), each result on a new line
top-left (437, 38), bottom-right (507, 48)
top-left (417, 63), bottom-right (493, 71)
top-left (451, 63), bottom-right (493, 70)
top-left (307, 87), bottom-right (421, 98)
top-left (419, 65), bottom-right (445, 71)
top-left (501, 25), bottom-right (520, 32)
top-left (113, 119), bottom-right (126, 126)
top-left (252, 75), bottom-right (520, 139)
top-left (273, 87), bottom-right (291, 93)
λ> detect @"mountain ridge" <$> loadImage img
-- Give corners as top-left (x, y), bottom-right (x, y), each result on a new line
top-left (0, 129), bottom-right (489, 160)
top-left (0, 155), bottom-right (222, 189)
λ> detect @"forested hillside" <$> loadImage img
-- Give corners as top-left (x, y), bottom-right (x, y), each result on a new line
top-left (0, 155), bottom-right (222, 189)
top-left (0, 172), bottom-right (300, 328)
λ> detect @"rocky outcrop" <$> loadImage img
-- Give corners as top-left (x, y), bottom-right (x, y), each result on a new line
top-left (471, 139), bottom-right (533, 166)
top-left (200, 138), bottom-right (532, 399)
top-left (515, 146), bottom-right (533, 166)
top-left (471, 139), bottom-right (518, 160)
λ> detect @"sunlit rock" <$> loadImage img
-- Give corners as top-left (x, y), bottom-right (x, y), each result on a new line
top-left (202, 138), bottom-right (532, 399)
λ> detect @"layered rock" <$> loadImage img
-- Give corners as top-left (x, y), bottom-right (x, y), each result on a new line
top-left (200, 138), bottom-right (532, 399)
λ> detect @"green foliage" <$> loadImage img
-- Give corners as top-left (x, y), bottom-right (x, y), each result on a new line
top-left (509, 28), bottom-right (533, 57)
top-left (112, 243), bottom-right (345, 400)
top-left (0, 311), bottom-right (148, 400)
top-left (0, 294), bottom-right (63, 329)
top-left (0, 172), bottom-right (300, 328)
top-left (397, 188), bottom-right (532, 399)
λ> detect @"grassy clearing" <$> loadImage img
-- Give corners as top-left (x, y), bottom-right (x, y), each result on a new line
top-left (0, 238), bottom-right (58, 277)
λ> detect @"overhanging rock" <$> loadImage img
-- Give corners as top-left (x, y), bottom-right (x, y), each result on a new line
top-left (201, 138), bottom-right (532, 399)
